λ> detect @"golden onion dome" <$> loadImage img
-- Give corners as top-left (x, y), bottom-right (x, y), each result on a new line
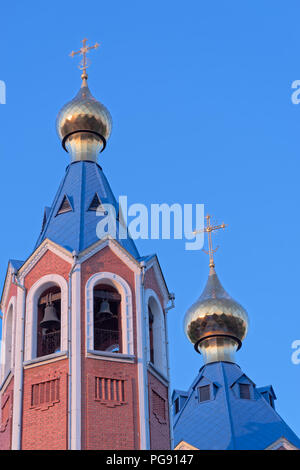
top-left (56, 78), bottom-right (112, 162)
top-left (184, 266), bottom-right (249, 363)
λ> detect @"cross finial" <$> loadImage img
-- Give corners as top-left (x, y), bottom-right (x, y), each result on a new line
top-left (194, 214), bottom-right (227, 268)
top-left (70, 38), bottom-right (100, 81)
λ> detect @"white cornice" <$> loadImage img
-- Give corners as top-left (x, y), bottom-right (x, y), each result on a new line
top-left (0, 264), bottom-right (13, 313)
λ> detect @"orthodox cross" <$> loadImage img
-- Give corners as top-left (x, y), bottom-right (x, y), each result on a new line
top-left (193, 214), bottom-right (227, 268)
top-left (70, 38), bottom-right (100, 79)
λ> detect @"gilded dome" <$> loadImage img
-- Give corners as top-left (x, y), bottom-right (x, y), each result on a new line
top-left (56, 79), bottom-right (112, 159)
top-left (184, 267), bottom-right (249, 350)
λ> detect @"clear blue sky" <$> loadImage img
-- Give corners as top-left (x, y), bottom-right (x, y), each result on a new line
top-left (0, 1), bottom-right (299, 436)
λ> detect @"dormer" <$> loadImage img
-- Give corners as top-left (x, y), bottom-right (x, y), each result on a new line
top-left (195, 376), bottom-right (219, 403)
top-left (172, 390), bottom-right (188, 416)
top-left (231, 374), bottom-right (255, 400)
top-left (257, 385), bottom-right (276, 410)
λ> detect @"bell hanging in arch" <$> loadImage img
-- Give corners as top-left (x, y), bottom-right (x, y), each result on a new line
top-left (95, 299), bottom-right (113, 324)
top-left (40, 302), bottom-right (60, 330)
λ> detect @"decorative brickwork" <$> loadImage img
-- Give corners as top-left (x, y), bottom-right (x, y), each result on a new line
top-left (152, 389), bottom-right (166, 423)
top-left (85, 365), bottom-right (139, 449)
top-left (0, 378), bottom-right (14, 450)
top-left (31, 377), bottom-right (60, 410)
top-left (21, 361), bottom-right (68, 450)
top-left (148, 372), bottom-right (171, 450)
top-left (95, 376), bottom-right (125, 406)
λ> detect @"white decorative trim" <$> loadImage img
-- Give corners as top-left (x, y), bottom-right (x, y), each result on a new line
top-left (0, 370), bottom-right (13, 393)
top-left (23, 352), bottom-right (68, 368)
top-left (0, 263), bottom-right (14, 314)
top-left (135, 273), bottom-right (150, 449)
top-left (87, 350), bottom-right (135, 363)
top-left (71, 265), bottom-right (81, 450)
top-left (1, 296), bottom-right (16, 381)
top-left (145, 258), bottom-right (170, 308)
top-left (266, 436), bottom-right (299, 450)
top-left (147, 362), bottom-right (169, 387)
top-left (18, 239), bottom-right (72, 281)
top-left (12, 283), bottom-right (26, 450)
top-left (24, 274), bottom-right (69, 361)
top-left (85, 272), bottom-right (134, 355)
top-left (145, 288), bottom-right (168, 377)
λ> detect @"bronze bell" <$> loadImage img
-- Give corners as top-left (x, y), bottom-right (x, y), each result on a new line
top-left (40, 302), bottom-right (60, 330)
top-left (95, 299), bottom-right (113, 324)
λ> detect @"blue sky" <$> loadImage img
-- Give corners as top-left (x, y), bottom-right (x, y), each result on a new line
top-left (0, 1), bottom-right (300, 436)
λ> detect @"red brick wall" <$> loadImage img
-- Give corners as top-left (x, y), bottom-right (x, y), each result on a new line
top-left (80, 246), bottom-right (140, 449)
top-left (84, 359), bottom-right (139, 449)
top-left (0, 378), bottom-right (14, 450)
top-left (24, 250), bottom-right (71, 291)
top-left (148, 372), bottom-right (171, 450)
top-left (21, 359), bottom-right (68, 450)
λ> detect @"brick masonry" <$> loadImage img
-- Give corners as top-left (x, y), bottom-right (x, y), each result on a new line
top-left (0, 377), bottom-right (14, 450)
top-left (148, 371), bottom-right (171, 450)
top-left (21, 359), bottom-right (68, 450)
top-left (0, 245), bottom-right (171, 449)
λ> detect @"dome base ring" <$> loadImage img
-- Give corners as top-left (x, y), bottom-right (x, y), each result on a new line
top-left (194, 333), bottom-right (242, 354)
top-left (62, 130), bottom-right (107, 153)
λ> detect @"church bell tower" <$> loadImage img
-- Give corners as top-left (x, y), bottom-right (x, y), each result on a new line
top-left (0, 39), bottom-right (173, 450)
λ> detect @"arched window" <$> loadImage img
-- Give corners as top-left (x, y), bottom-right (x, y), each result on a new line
top-left (37, 286), bottom-right (61, 357)
top-left (85, 272), bottom-right (134, 356)
top-left (93, 283), bottom-right (121, 353)
top-left (3, 304), bottom-right (14, 377)
top-left (146, 291), bottom-right (168, 376)
top-left (24, 274), bottom-right (68, 362)
top-left (148, 306), bottom-right (154, 364)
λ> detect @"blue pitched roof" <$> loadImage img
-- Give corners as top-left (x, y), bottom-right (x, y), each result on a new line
top-left (173, 362), bottom-right (300, 450)
top-left (9, 259), bottom-right (24, 271)
top-left (35, 161), bottom-right (139, 258)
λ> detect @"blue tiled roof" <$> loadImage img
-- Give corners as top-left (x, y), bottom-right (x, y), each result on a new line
top-left (173, 361), bottom-right (300, 450)
top-left (35, 161), bottom-right (140, 258)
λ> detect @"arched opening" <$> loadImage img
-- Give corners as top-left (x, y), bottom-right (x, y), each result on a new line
top-left (148, 305), bottom-right (154, 364)
top-left (93, 283), bottom-right (122, 353)
top-left (147, 294), bottom-right (167, 375)
top-left (37, 285), bottom-right (61, 357)
top-left (3, 305), bottom-right (13, 377)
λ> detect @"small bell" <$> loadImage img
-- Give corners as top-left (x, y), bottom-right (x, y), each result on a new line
top-left (40, 302), bottom-right (60, 330)
top-left (95, 299), bottom-right (113, 324)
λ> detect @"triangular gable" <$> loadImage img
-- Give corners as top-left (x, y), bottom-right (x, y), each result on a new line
top-left (0, 260), bottom-right (25, 313)
top-left (257, 385), bottom-right (277, 400)
top-left (79, 238), bottom-right (170, 304)
top-left (175, 440), bottom-right (199, 450)
top-left (266, 436), bottom-right (299, 450)
top-left (78, 236), bottom-right (140, 274)
top-left (17, 238), bottom-right (73, 281)
top-left (229, 372), bottom-right (256, 389)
